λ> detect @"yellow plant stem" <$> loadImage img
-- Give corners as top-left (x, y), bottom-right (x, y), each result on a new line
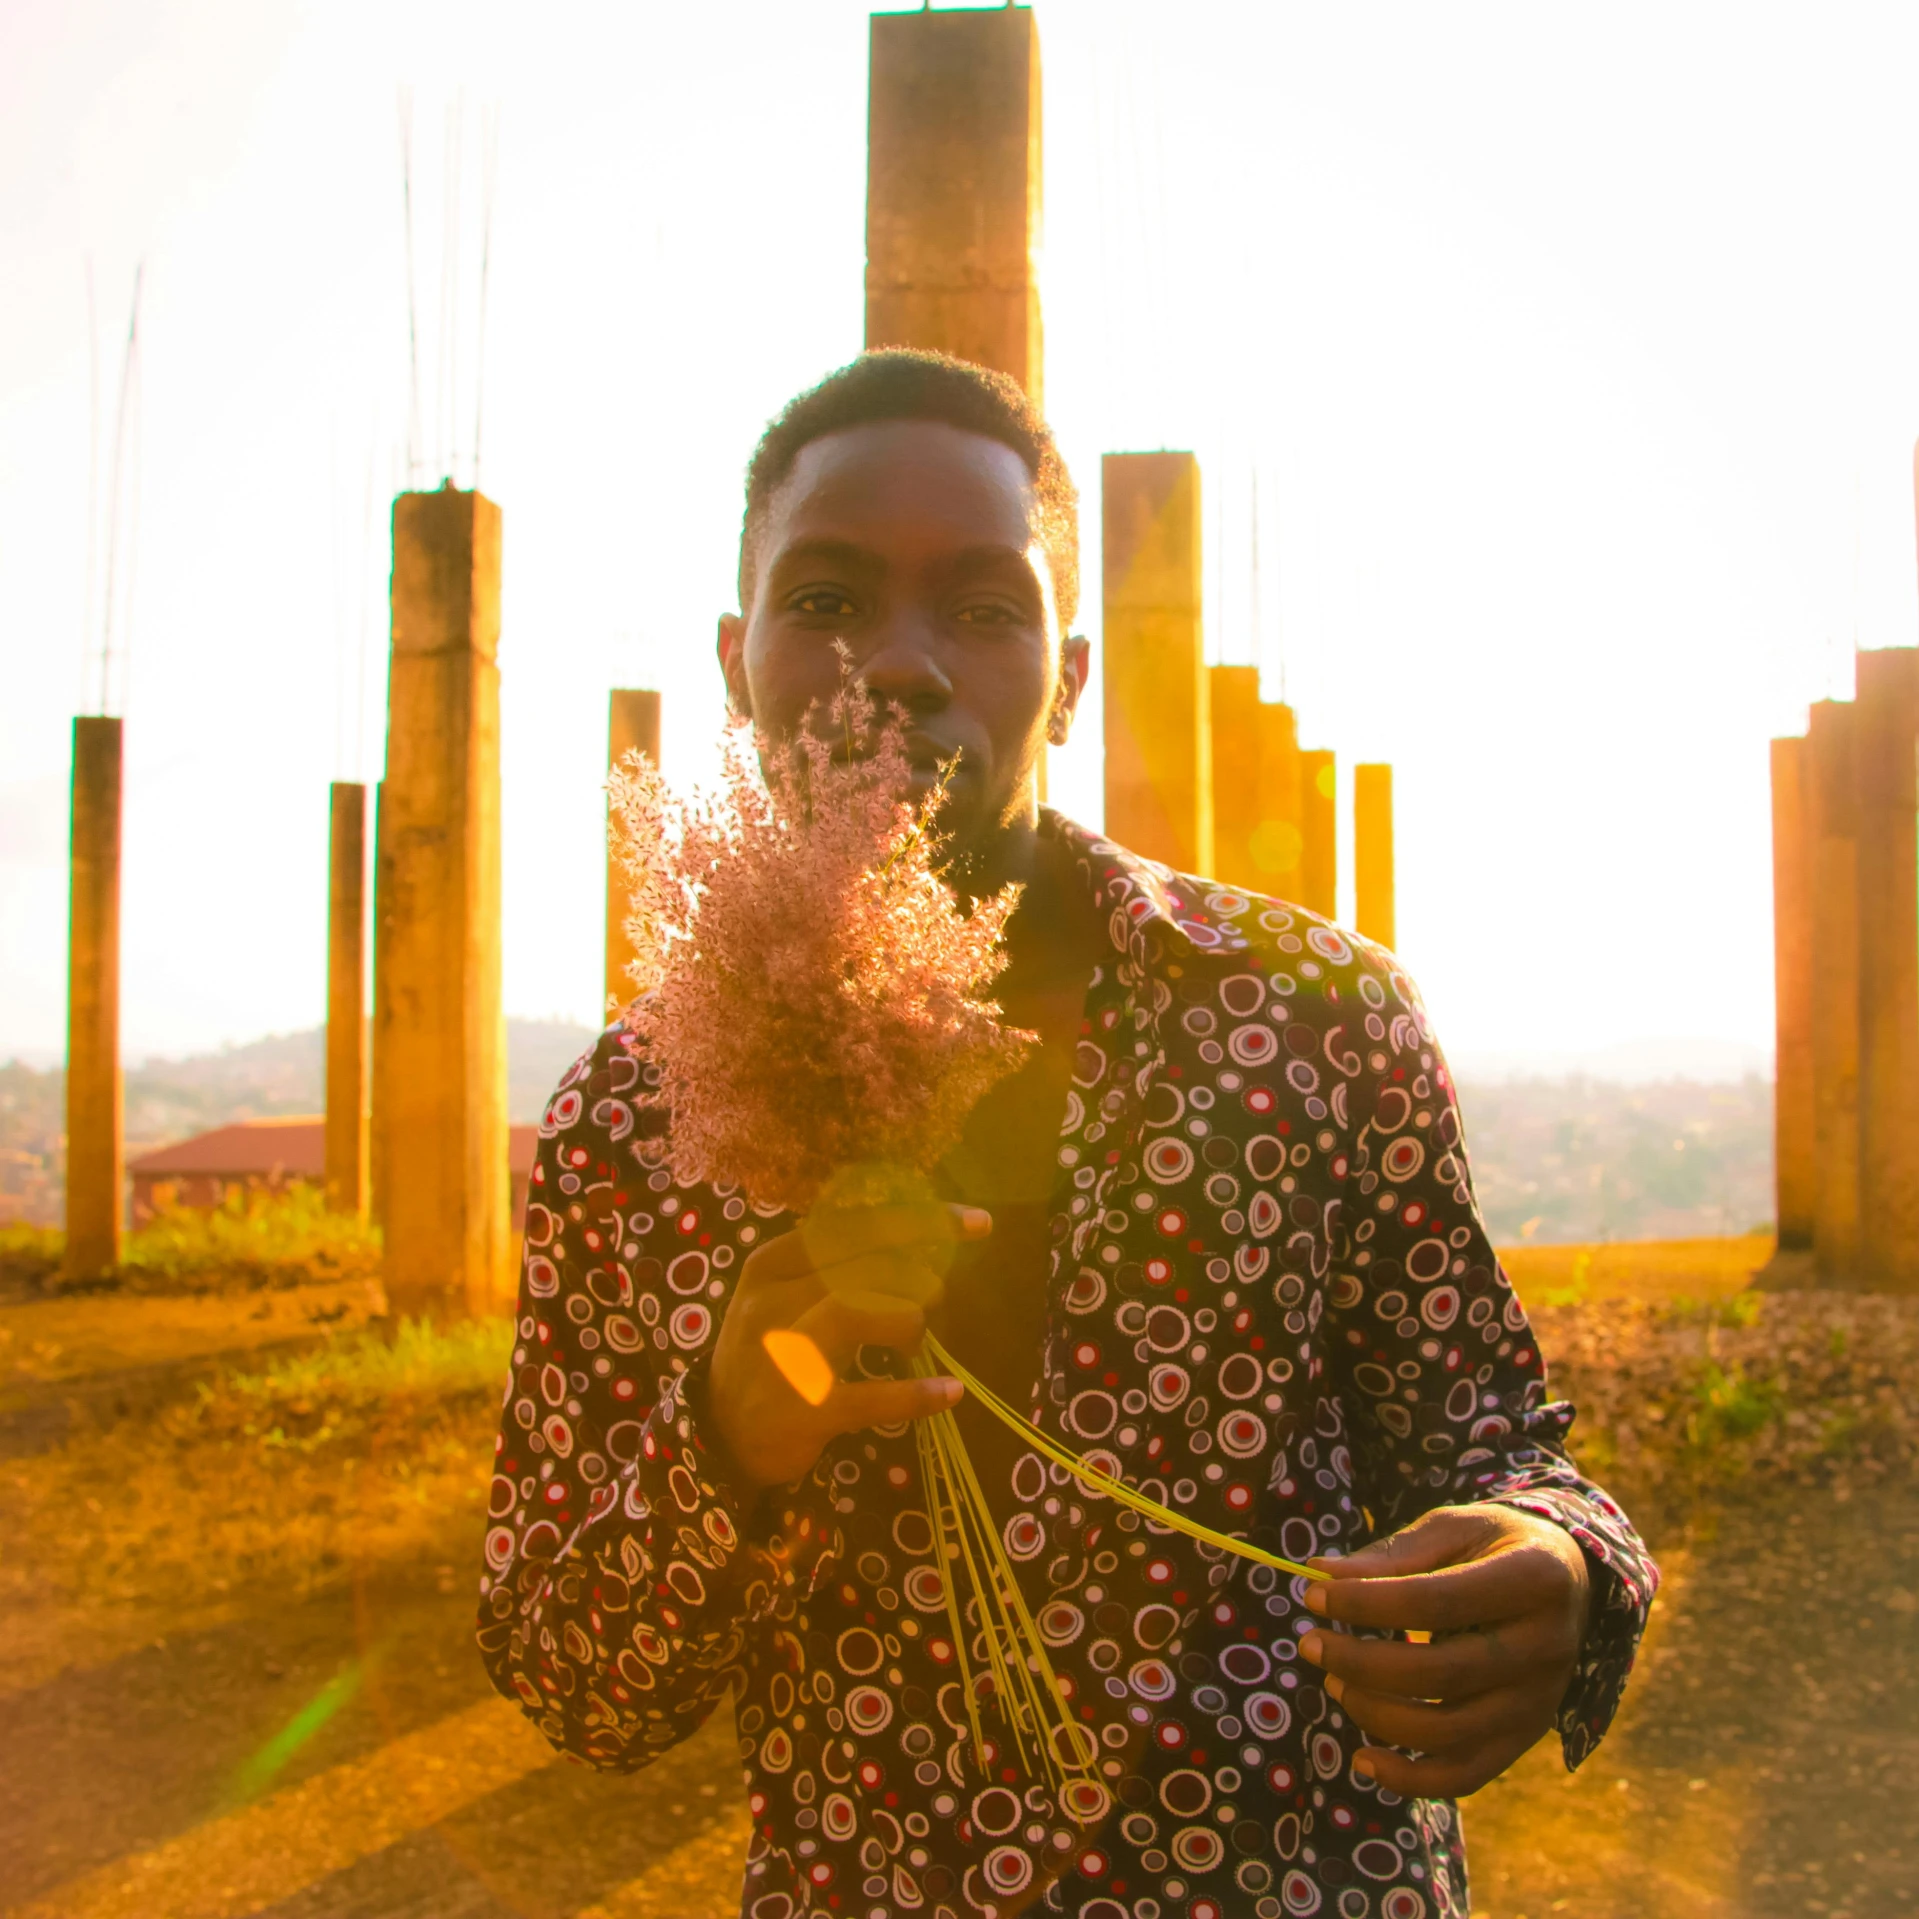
top-left (923, 1332), bottom-right (1329, 1585)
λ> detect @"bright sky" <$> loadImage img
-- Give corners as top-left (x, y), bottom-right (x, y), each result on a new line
top-left (4, 0), bottom-right (1916, 1074)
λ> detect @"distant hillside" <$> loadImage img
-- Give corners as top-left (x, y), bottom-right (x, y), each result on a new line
top-left (0, 1019), bottom-right (602, 1225)
top-left (1457, 1074), bottom-right (1772, 1245)
top-left (0, 1029), bottom-right (1776, 1246)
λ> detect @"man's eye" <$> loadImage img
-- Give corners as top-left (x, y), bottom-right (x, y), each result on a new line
top-left (956, 601), bottom-right (1022, 627)
top-left (789, 590), bottom-right (856, 616)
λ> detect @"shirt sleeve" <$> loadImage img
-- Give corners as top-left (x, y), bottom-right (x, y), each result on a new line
top-left (474, 1026), bottom-right (827, 1772)
top-left (1321, 953), bottom-right (1661, 1770)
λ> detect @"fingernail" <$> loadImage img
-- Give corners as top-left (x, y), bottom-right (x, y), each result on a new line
top-left (1353, 1756), bottom-right (1376, 1783)
top-left (1299, 1631), bottom-right (1323, 1667)
top-left (1323, 1673), bottom-right (1345, 1703)
top-left (959, 1207), bottom-right (993, 1237)
top-left (1304, 1585), bottom-right (1328, 1615)
top-left (934, 1376), bottom-right (963, 1407)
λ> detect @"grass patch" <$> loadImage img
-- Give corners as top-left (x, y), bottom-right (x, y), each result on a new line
top-left (4, 1189), bottom-right (383, 1296)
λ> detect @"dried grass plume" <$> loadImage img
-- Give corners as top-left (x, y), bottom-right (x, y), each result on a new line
top-left (607, 677), bottom-right (1034, 1214)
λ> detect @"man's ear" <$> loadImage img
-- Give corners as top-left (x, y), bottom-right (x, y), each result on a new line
top-left (717, 613), bottom-right (752, 722)
top-left (1047, 634), bottom-right (1091, 745)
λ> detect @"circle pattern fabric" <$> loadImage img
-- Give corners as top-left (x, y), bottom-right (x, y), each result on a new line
top-left (476, 813), bottom-right (1657, 1919)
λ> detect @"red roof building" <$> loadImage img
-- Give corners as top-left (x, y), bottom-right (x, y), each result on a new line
top-left (128, 1118), bottom-right (539, 1227)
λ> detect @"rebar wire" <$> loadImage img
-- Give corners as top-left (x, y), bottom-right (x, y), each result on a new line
top-left (357, 437), bottom-right (375, 780)
top-left (98, 264), bottom-right (143, 718)
top-left (439, 96), bottom-right (463, 484)
top-left (399, 91), bottom-right (422, 487)
top-left (82, 257), bottom-right (100, 714)
top-left (473, 104), bottom-right (499, 491)
top-left (117, 299), bottom-right (146, 722)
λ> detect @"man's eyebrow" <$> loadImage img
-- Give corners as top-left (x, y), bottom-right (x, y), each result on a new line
top-left (940, 543), bottom-right (1041, 577)
top-left (764, 537), bottom-right (878, 578)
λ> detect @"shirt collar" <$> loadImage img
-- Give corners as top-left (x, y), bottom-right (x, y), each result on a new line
top-left (1040, 807), bottom-right (1208, 962)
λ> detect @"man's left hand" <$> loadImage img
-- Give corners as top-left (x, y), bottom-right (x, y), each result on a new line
top-left (1299, 1504), bottom-right (1592, 1797)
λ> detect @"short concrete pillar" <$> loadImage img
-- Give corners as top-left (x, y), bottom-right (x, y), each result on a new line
top-left (606, 688), bottom-right (661, 1013)
top-left (1353, 763), bottom-right (1395, 950)
top-left (1299, 748), bottom-right (1337, 921)
top-left (866, 4), bottom-right (1042, 399)
top-left (1209, 666), bottom-right (1263, 891)
top-left (1855, 646), bottom-right (1919, 1291)
top-left (1806, 698), bottom-right (1861, 1282)
top-left (1769, 735), bottom-right (1816, 1253)
top-left (325, 781), bottom-right (369, 1218)
top-left (65, 716), bottom-right (122, 1277)
top-left (373, 486), bottom-right (508, 1319)
top-left (1102, 453), bottom-right (1211, 876)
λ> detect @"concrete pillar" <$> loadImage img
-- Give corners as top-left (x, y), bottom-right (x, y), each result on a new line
top-left (1353, 763), bottom-right (1395, 950)
top-left (374, 486), bottom-right (508, 1319)
top-left (1209, 666), bottom-right (1263, 891)
top-left (866, 5), bottom-right (1042, 400)
top-left (1102, 452), bottom-right (1211, 875)
top-left (64, 716), bottom-right (122, 1277)
top-left (1299, 748), bottom-right (1337, 920)
top-left (606, 688), bottom-right (661, 1013)
top-left (1855, 646), bottom-right (1919, 1290)
top-left (325, 781), bottom-right (369, 1218)
top-left (1806, 698), bottom-right (1860, 1283)
top-left (1249, 700), bottom-right (1303, 897)
top-left (1770, 735), bottom-right (1816, 1252)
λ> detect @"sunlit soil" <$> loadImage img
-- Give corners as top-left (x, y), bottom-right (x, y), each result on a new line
top-left (1498, 1231), bottom-right (1773, 1306)
top-left (2, 1236), bottom-right (1913, 1918)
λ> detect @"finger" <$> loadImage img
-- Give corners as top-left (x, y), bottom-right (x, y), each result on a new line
top-left (830, 1373), bottom-right (962, 1435)
top-left (1326, 1675), bottom-right (1523, 1756)
top-left (793, 1290), bottom-right (928, 1369)
top-left (1309, 1508), bottom-right (1501, 1583)
top-left (1303, 1548), bottom-right (1570, 1635)
top-left (1300, 1627), bottom-right (1520, 1703)
top-left (1351, 1727), bottom-right (1539, 1800)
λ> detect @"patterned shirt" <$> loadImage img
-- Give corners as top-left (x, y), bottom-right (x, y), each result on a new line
top-left (477, 811), bottom-right (1658, 1919)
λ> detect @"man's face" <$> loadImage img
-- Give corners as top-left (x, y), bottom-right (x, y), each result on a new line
top-left (718, 419), bottom-right (1088, 859)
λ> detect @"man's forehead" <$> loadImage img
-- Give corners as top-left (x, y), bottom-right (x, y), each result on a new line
top-left (764, 419), bottom-right (1041, 554)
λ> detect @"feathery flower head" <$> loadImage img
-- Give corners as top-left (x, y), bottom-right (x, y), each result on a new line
top-left (608, 667), bottom-right (1034, 1215)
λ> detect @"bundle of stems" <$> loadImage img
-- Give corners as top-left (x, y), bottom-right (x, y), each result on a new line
top-left (922, 1333), bottom-right (1330, 1588)
top-left (909, 1356), bottom-right (1095, 1791)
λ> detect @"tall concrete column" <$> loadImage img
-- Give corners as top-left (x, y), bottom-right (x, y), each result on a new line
top-left (65, 716), bottom-right (122, 1277)
top-left (866, 4), bottom-right (1042, 400)
top-left (325, 781), bottom-right (369, 1218)
top-left (1353, 763), bottom-right (1395, 950)
top-left (1102, 452), bottom-right (1211, 875)
top-left (606, 688), bottom-right (661, 1013)
top-left (1299, 748), bottom-right (1337, 920)
top-left (374, 486), bottom-right (508, 1319)
top-left (1806, 698), bottom-right (1860, 1283)
top-left (1770, 735), bottom-right (1816, 1252)
top-left (1209, 665), bottom-right (1262, 891)
top-left (1855, 646), bottom-right (1919, 1291)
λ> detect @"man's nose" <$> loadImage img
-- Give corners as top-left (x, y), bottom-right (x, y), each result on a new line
top-left (856, 613), bottom-right (952, 710)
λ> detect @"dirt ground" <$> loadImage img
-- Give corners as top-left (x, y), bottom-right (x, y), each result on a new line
top-left (2, 1252), bottom-right (1913, 1919)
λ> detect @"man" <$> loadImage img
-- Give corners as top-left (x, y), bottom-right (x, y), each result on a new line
top-left (478, 351), bottom-right (1656, 1919)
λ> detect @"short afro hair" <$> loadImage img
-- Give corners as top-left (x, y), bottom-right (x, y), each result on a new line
top-left (738, 349), bottom-right (1081, 630)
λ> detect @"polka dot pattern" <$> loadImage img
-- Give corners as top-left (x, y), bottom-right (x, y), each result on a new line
top-left (476, 813), bottom-right (1656, 1919)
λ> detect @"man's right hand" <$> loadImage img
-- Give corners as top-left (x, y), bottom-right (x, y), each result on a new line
top-left (706, 1201), bottom-right (988, 1495)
